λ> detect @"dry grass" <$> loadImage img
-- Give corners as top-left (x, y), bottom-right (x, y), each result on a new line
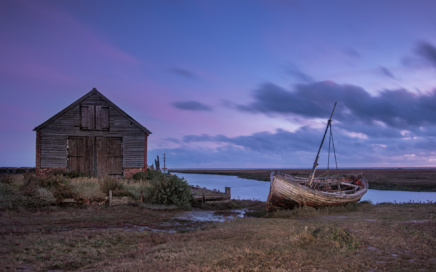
top-left (0, 202), bottom-right (435, 271)
top-left (71, 177), bottom-right (106, 200)
top-left (0, 174), bottom-right (154, 209)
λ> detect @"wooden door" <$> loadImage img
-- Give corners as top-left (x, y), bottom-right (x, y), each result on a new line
top-left (68, 136), bottom-right (122, 177)
top-left (67, 136), bottom-right (95, 176)
top-left (96, 137), bottom-right (123, 177)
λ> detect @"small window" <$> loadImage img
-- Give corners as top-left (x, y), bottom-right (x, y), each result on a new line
top-left (80, 105), bottom-right (109, 130)
top-left (80, 105), bottom-right (94, 130)
top-left (96, 106), bottom-right (109, 130)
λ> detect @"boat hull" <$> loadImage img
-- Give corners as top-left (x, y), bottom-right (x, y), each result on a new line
top-left (267, 171), bottom-right (368, 211)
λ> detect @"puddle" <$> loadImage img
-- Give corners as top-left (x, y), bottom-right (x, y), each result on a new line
top-left (175, 209), bottom-right (246, 222)
top-left (118, 210), bottom-right (247, 233)
top-left (121, 224), bottom-right (178, 233)
top-left (399, 220), bottom-right (431, 224)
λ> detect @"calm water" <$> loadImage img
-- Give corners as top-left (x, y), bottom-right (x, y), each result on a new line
top-left (173, 172), bottom-right (436, 204)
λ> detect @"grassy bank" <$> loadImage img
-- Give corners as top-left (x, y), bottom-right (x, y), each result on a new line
top-left (0, 202), bottom-right (435, 271)
top-left (172, 168), bottom-right (436, 192)
top-left (1, 171), bottom-right (435, 270)
top-left (0, 170), bottom-right (193, 210)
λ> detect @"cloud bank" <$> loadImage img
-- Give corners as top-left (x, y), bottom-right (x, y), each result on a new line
top-left (157, 77), bottom-right (436, 168)
top-left (172, 101), bottom-right (212, 111)
top-left (237, 81), bottom-right (436, 129)
top-left (415, 41), bottom-right (436, 67)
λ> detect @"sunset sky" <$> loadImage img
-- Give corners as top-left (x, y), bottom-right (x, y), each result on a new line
top-left (1, 0), bottom-right (436, 169)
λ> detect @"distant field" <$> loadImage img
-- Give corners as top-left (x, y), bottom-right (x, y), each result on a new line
top-left (172, 168), bottom-right (436, 192)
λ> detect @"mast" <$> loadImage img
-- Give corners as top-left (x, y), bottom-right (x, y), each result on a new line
top-left (307, 102), bottom-right (337, 186)
top-left (162, 153), bottom-right (167, 174)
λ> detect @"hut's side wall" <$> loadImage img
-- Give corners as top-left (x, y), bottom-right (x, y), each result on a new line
top-left (37, 94), bottom-right (146, 177)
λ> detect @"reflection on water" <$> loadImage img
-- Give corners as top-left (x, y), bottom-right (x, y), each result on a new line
top-left (174, 172), bottom-right (436, 204)
top-left (174, 172), bottom-right (269, 201)
top-left (360, 189), bottom-right (435, 204)
top-left (175, 210), bottom-right (246, 222)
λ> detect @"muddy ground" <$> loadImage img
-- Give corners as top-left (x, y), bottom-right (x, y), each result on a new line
top-left (1, 201), bottom-right (435, 271)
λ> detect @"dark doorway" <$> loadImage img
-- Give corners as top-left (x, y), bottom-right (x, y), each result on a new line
top-left (67, 136), bottom-right (122, 177)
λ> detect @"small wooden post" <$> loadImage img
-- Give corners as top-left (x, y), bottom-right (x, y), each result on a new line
top-left (225, 187), bottom-right (231, 196)
top-left (109, 190), bottom-right (112, 206)
top-left (139, 190), bottom-right (143, 203)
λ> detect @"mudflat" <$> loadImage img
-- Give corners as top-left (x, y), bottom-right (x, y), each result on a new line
top-left (173, 168), bottom-right (436, 191)
top-left (1, 202), bottom-right (435, 271)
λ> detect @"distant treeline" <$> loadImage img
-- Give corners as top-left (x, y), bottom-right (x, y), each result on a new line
top-left (0, 167), bottom-right (35, 174)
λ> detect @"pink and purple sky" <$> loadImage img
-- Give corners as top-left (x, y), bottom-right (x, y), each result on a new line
top-left (1, 0), bottom-right (436, 169)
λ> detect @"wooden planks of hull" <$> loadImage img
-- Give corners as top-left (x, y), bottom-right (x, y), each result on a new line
top-left (267, 171), bottom-right (368, 211)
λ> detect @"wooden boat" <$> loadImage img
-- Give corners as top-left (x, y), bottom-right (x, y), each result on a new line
top-left (267, 103), bottom-right (368, 210)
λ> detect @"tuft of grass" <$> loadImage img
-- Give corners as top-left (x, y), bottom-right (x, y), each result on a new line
top-left (267, 202), bottom-right (364, 218)
top-left (0, 174), bottom-right (14, 184)
top-left (98, 177), bottom-right (125, 196)
top-left (124, 180), bottom-right (152, 200)
top-left (71, 178), bottom-right (106, 200)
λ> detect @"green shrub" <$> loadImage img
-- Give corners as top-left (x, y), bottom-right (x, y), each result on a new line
top-left (44, 174), bottom-right (76, 200)
top-left (146, 169), bottom-right (165, 180)
top-left (132, 171), bottom-right (148, 181)
top-left (0, 174), bottom-right (14, 184)
top-left (20, 174), bottom-right (75, 203)
top-left (65, 171), bottom-right (84, 179)
top-left (147, 175), bottom-right (192, 207)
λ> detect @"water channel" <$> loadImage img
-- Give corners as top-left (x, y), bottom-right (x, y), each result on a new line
top-left (173, 172), bottom-right (436, 204)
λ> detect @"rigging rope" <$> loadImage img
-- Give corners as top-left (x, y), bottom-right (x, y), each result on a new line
top-left (317, 121), bottom-right (339, 178)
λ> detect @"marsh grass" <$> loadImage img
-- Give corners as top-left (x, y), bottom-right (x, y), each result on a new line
top-left (1, 203), bottom-right (435, 271)
top-left (71, 178), bottom-right (106, 200)
top-left (98, 177), bottom-right (125, 196)
top-left (4, 229), bottom-right (150, 270)
top-left (266, 201), bottom-right (367, 219)
top-left (0, 171), bottom-right (192, 210)
top-left (124, 180), bottom-right (152, 200)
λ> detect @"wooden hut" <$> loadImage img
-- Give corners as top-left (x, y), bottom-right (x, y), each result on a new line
top-left (34, 88), bottom-right (151, 178)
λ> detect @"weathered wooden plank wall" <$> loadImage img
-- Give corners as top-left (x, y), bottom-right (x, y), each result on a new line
top-left (39, 94), bottom-right (145, 170)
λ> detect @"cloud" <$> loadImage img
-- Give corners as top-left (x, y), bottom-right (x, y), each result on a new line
top-left (285, 64), bottom-right (314, 83)
top-left (172, 100), bottom-right (212, 111)
top-left (415, 41), bottom-right (436, 67)
top-left (379, 66), bottom-right (395, 79)
top-left (170, 67), bottom-right (197, 79)
top-left (237, 81), bottom-right (436, 129)
top-left (182, 128), bottom-right (322, 155)
top-left (155, 78), bottom-right (436, 168)
top-left (343, 48), bottom-right (361, 59)
top-left (151, 122), bottom-right (436, 168)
